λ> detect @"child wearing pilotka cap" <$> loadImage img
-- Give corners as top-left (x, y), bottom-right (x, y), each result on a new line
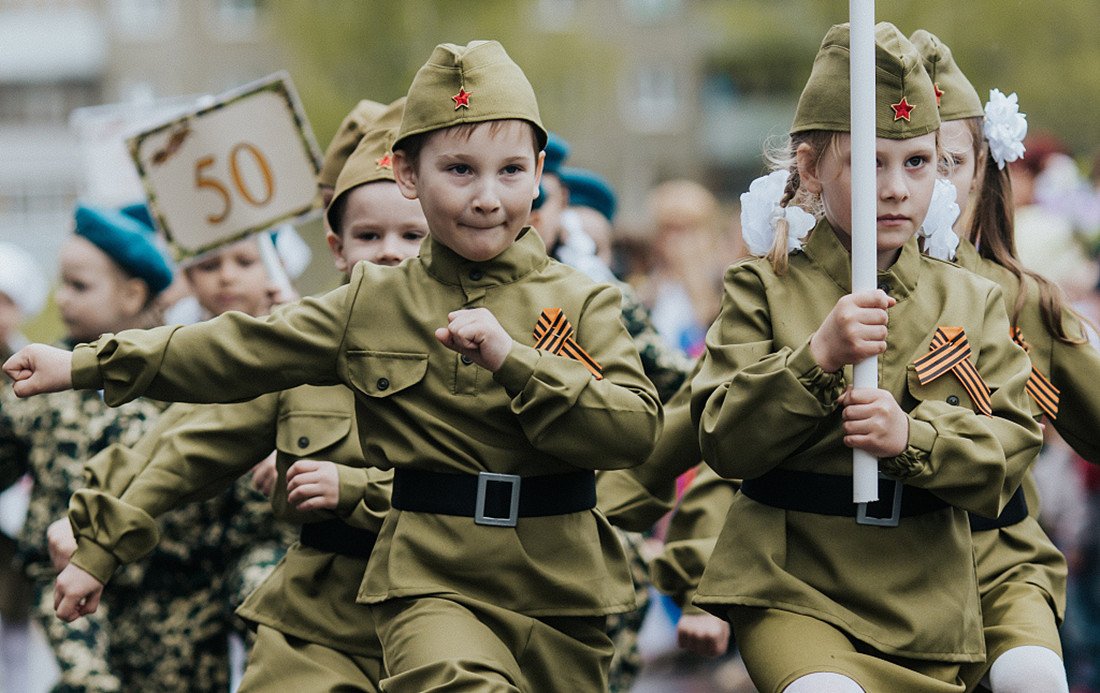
top-left (51, 99), bottom-right (417, 693)
top-left (912, 29), bottom-right (1100, 693)
top-left (7, 40), bottom-right (661, 693)
top-left (688, 23), bottom-right (1040, 691)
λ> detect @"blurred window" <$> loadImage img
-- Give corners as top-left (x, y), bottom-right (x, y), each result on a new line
top-left (209, 0), bottom-right (259, 37)
top-left (621, 64), bottom-right (686, 133)
top-left (623, 0), bottom-right (681, 23)
top-left (110, 0), bottom-right (177, 39)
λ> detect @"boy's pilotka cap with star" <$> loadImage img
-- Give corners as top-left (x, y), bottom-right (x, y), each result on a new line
top-left (327, 98), bottom-right (406, 231)
top-left (318, 99), bottom-right (390, 189)
top-left (909, 30), bottom-right (984, 122)
top-left (792, 22), bottom-right (940, 139)
top-left (394, 40), bottom-right (547, 151)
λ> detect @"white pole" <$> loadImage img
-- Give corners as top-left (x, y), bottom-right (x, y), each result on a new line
top-left (256, 231), bottom-right (295, 302)
top-left (849, 0), bottom-right (879, 503)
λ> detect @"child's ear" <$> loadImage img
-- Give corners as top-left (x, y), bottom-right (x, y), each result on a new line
top-left (118, 277), bottom-right (149, 318)
top-left (531, 150), bottom-right (546, 199)
top-left (325, 229), bottom-right (349, 274)
top-left (796, 143), bottom-right (823, 195)
top-left (392, 152), bottom-right (419, 201)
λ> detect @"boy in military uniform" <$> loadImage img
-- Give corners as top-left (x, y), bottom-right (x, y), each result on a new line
top-left (51, 98), bottom-right (418, 693)
top-left (8, 40), bottom-right (662, 692)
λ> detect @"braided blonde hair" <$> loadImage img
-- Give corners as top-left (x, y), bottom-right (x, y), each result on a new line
top-left (760, 131), bottom-right (836, 274)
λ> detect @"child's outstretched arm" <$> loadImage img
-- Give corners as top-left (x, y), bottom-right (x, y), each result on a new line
top-left (3, 344), bottom-right (74, 397)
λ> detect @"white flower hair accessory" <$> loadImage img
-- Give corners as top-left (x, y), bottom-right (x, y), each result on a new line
top-left (740, 170), bottom-right (816, 256)
top-left (983, 89), bottom-right (1027, 170)
top-left (919, 178), bottom-right (961, 261)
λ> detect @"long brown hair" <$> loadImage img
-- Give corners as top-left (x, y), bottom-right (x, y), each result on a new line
top-left (962, 117), bottom-right (1087, 344)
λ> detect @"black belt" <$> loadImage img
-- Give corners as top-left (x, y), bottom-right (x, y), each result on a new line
top-left (299, 519), bottom-right (378, 559)
top-left (391, 468), bottom-right (596, 527)
top-left (969, 487), bottom-right (1029, 532)
top-left (740, 469), bottom-right (951, 527)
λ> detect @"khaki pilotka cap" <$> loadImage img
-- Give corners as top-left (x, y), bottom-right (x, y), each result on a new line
top-left (792, 22), bottom-right (940, 139)
top-left (393, 40), bottom-right (548, 152)
top-left (326, 98), bottom-right (406, 231)
top-left (318, 99), bottom-right (390, 189)
top-left (910, 30), bottom-right (984, 121)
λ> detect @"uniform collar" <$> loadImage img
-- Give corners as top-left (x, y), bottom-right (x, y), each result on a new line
top-left (801, 218), bottom-right (920, 300)
top-left (421, 226), bottom-right (549, 287)
top-left (952, 236), bottom-right (981, 270)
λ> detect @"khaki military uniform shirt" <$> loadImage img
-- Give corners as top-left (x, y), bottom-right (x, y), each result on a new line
top-left (690, 222), bottom-right (1041, 662)
top-left (70, 229), bottom-right (661, 617)
top-left (955, 239), bottom-right (1100, 621)
top-left (69, 385), bottom-right (388, 657)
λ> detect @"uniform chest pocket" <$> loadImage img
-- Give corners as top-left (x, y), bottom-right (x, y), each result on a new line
top-left (905, 364), bottom-right (978, 413)
top-left (346, 350), bottom-right (429, 398)
top-left (276, 411), bottom-right (352, 456)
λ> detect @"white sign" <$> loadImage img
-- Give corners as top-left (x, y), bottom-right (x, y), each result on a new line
top-left (128, 72), bottom-right (322, 258)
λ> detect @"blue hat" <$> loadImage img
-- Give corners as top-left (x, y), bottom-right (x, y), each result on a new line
top-left (544, 133), bottom-right (570, 176)
top-left (74, 204), bottom-right (174, 296)
top-left (558, 167), bottom-right (617, 221)
top-left (532, 133), bottom-right (571, 212)
top-left (119, 202), bottom-right (156, 230)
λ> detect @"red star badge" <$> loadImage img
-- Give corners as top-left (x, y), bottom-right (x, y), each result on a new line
top-left (376, 152), bottom-right (393, 170)
top-left (933, 83), bottom-right (944, 107)
top-left (891, 96), bottom-right (914, 122)
top-left (451, 87), bottom-right (472, 110)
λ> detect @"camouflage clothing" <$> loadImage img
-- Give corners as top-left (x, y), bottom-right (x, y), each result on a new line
top-left (2, 387), bottom-right (291, 691)
top-left (606, 284), bottom-right (692, 692)
top-left (605, 528), bottom-right (651, 693)
top-left (618, 282), bottom-right (692, 403)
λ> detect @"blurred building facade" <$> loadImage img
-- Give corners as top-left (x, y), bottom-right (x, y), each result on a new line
top-left (0, 0), bottom-right (285, 279)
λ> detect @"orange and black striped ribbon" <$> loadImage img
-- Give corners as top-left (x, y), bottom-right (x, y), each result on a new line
top-left (1011, 327), bottom-right (1059, 420)
top-left (533, 308), bottom-right (603, 380)
top-left (912, 326), bottom-right (993, 417)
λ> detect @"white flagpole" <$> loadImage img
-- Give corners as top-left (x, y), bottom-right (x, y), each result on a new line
top-left (849, 0), bottom-right (879, 503)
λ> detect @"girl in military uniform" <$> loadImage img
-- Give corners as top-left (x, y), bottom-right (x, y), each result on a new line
top-left (53, 98), bottom-right (422, 693)
top-left (913, 30), bottom-right (1100, 693)
top-left (688, 23), bottom-right (1041, 692)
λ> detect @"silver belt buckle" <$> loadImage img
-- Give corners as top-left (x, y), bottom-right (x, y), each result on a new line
top-left (475, 472), bottom-right (521, 527)
top-left (856, 473), bottom-right (903, 527)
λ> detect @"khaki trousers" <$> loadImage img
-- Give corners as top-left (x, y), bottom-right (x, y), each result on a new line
top-left (372, 596), bottom-right (612, 693)
top-left (730, 606), bottom-right (966, 693)
top-left (238, 624), bottom-right (384, 693)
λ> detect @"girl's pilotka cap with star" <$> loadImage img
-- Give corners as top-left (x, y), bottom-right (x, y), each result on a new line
top-left (792, 22), bottom-right (940, 139)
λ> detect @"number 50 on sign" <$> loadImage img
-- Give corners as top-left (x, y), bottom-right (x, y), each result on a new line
top-left (128, 72), bottom-right (322, 259)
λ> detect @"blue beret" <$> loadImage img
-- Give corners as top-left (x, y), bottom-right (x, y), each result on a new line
top-left (559, 167), bottom-right (617, 221)
top-left (119, 202), bottom-right (155, 230)
top-left (544, 133), bottom-right (569, 176)
top-left (74, 204), bottom-right (174, 295)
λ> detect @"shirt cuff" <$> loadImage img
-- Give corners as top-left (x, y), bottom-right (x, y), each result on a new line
top-left (789, 338), bottom-right (845, 408)
top-left (880, 418), bottom-right (935, 479)
top-left (71, 344), bottom-right (104, 391)
top-left (492, 342), bottom-right (542, 395)
top-left (69, 536), bottom-right (119, 585)
top-left (335, 465), bottom-right (371, 517)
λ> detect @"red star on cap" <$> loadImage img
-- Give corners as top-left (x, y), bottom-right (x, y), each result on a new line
top-left (376, 152), bottom-right (393, 170)
top-left (451, 88), bottom-right (472, 110)
top-left (891, 96), bottom-right (914, 121)
top-left (933, 83), bottom-right (944, 106)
